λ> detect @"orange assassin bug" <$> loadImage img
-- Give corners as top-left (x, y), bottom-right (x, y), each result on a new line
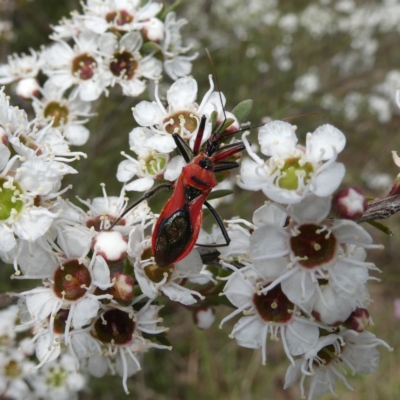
top-left (111, 50), bottom-right (263, 267)
top-left (111, 112), bottom-right (251, 268)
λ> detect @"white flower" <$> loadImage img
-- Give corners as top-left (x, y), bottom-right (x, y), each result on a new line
top-left (220, 265), bottom-right (320, 365)
top-left (239, 120), bottom-right (346, 204)
top-left (162, 12), bottom-right (197, 80)
top-left (128, 224), bottom-right (208, 305)
top-left (99, 31), bottom-right (162, 97)
top-left (284, 330), bottom-right (392, 399)
top-left (41, 31), bottom-right (108, 101)
top-left (132, 75), bottom-right (230, 150)
top-left (32, 81), bottom-right (93, 146)
top-left (248, 196), bottom-right (379, 320)
top-left (0, 49), bottom-right (41, 85)
top-left (82, 0), bottom-right (162, 35)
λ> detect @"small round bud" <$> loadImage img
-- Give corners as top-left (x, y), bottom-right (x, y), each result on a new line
top-left (109, 272), bottom-right (134, 306)
top-left (93, 231), bottom-right (128, 262)
top-left (142, 18), bottom-right (165, 42)
top-left (343, 308), bottom-right (370, 332)
top-left (15, 78), bottom-right (40, 100)
top-left (332, 187), bottom-right (367, 220)
top-left (193, 307), bottom-right (215, 330)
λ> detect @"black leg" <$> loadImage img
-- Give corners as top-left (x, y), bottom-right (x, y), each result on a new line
top-left (195, 200), bottom-right (231, 247)
top-left (109, 183), bottom-right (173, 229)
top-left (213, 161), bottom-right (239, 173)
top-left (172, 133), bottom-right (193, 163)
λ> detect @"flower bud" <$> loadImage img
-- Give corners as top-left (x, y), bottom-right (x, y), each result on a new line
top-left (343, 308), bottom-right (370, 332)
top-left (93, 231), bottom-right (128, 262)
top-left (332, 187), bottom-right (367, 220)
top-left (142, 18), bottom-right (165, 42)
top-left (109, 272), bottom-right (134, 306)
top-left (15, 78), bottom-right (40, 100)
top-left (193, 307), bottom-right (215, 330)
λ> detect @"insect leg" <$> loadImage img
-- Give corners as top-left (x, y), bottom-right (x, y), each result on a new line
top-left (195, 200), bottom-right (231, 248)
top-left (172, 133), bottom-right (193, 163)
top-left (109, 183), bottom-right (173, 229)
top-left (213, 161), bottom-right (239, 172)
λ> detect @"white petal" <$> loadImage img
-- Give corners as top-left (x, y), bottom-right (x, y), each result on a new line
top-left (332, 220), bottom-right (373, 245)
top-left (61, 226), bottom-right (92, 258)
top-left (145, 135), bottom-right (176, 153)
top-left (176, 248), bottom-right (203, 274)
top-left (252, 203), bottom-right (287, 228)
top-left (136, 1), bottom-right (163, 20)
top-left (250, 224), bottom-right (289, 260)
top-left (117, 159), bottom-right (138, 182)
top-left (120, 31), bottom-right (142, 52)
top-left (201, 91), bottom-right (226, 116)
top-left (124, 177), bottom-right (154, 191)
top-left (26, 292), bottom-right (54, 320)
top-left (0, 143), bottom-right (10, 171)
top-left (133, 101), bottom-right (164, 126)
top-left (92, 255), bottom-right (111, 289)
top-left (161, 283), bottom-right (198, 305)
top-left (237, 157), bottom-right (268, 191)
top-left (285, 320), bottom-right (319, 355)
top-left (233, 316), bottom-right (264, 349)
top-left (0, 225), bottom-right (16, 252)
top-left (312, 162), bottom-right (345, 197)
top-left (284, 360), bottom-right (302, 389)
top-left (167, 77), bottom-right (197, 111)
top-left (308, 124), bottom-right (346, 161)
top-left (98, 32), bottom-right (117, 54)
top-left (164, 155), bottom-right (185, 181)
top-left (64, 124), bottom-right (90, 146)
top-left (288, 195), bottom-right (331, 223)
top-left (281, 269), bottom-right (315, 304)
top-left (79, 80), bottom-right (103, 102)
top-left (254, 256), bottom-right (288, 281)
top-left (72, 297), bottom-right (99, 328)
top-left (224, 269), bottom-right (256, 307)
top-left (88, 355), bottom-right (109, 377)
top-left (258, 121), bottom-right (297, 157)
top-left (120, 79), bottom-right (146, 97)
top-left (36, 333), bottom-right (60, 363)
top-left (13, 207), bottom-right (54, 242)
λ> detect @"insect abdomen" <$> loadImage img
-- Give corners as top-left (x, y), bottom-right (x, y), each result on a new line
top-left (153, 207), bottom-right (193, 268)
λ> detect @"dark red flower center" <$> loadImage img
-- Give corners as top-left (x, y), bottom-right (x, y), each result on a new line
top-left (105, 10), bottom-right (133, 26)
top-left (44, 101), bottom-right (69, 127)
top-left (110, 51), bottom-right (138, 79)
top-left (253, 283), bottom-right (294, 323)
top-left (93, 309), bottom-right (135, 345)
top-left (290, 224), bottom-right (337, 269)
top-left (53, 260), bottom-right (91, 301)
top-left (72, 53), bottom-right (97, 80)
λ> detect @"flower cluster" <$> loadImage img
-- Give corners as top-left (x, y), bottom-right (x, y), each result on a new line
top-left (214, 120), bottom-right (393, 398)
top-left (0, 0), bottom-right (195, 146)
top-left (0, 23), bottom-right (395, 397)
top-left (0, 305), bottom-right (88, 400)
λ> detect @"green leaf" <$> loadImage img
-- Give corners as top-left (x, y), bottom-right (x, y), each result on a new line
top-left (207, 189), bottom-right (234, 201)
top-left (159, 0), bottom-right (182, 20)
top-left (210, 110), bottom-right (218, 129)
top-left (231, 99), bottom-right (253, 123)
top-left (141, 41), bottom-right (161, 56)
top-left (217, 118), bottom-right (234, 133)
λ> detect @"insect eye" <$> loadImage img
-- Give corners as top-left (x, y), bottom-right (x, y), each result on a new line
top-left (198, 158), bottom-right (213, 170)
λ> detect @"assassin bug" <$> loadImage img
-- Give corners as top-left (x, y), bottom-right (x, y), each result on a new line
top-left (112, 110), bottom-right (250, 268)
top-left (112, 54), bottom-right (257, 267)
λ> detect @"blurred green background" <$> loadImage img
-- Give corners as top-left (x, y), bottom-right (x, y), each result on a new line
top-left (1, 0), bottom-right (400, 399)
